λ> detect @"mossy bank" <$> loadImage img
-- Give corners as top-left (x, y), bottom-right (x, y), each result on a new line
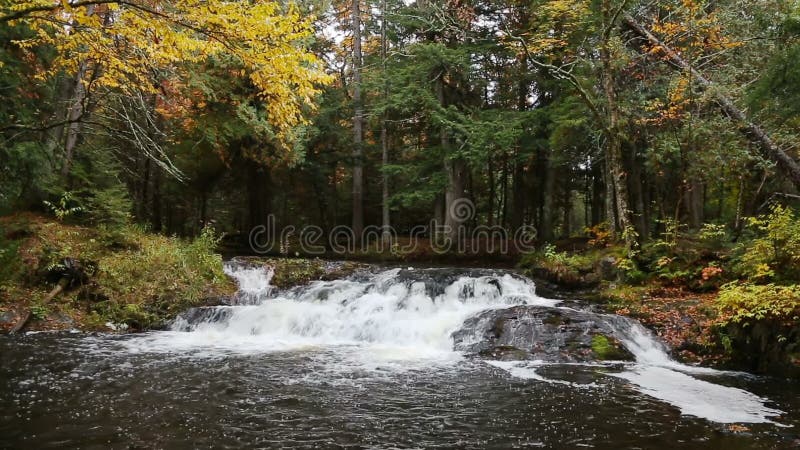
top-left (0, 214), bottom-right (238, 332)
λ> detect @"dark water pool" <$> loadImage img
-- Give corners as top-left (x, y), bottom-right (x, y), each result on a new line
top-left (1, 333), bottom-right (799, 449)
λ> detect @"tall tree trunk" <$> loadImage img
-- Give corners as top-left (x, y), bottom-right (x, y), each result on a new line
top-left (61, 59), bottom-right (90, 179)
top-left (44, 76), bottom-right (72, 166)
top-left (541, 153), bottom-right (556, 241)
top-left (624, 14), bottom-right (800, 190)
top-left (604, 158), bottom-right (618, 234)
top-left (62, 5), bottom-right (105, 180)
top-left (140, 157), bottom-right (151, 221)
top-left (683, 179), bottom-right (704, 229)
top-left (351, 0), bottom-right (364, 237)
top-left (591, 157), bottom-right (604, 226)
top-left (437, 76), bottom-right (468, 240)
top-left (434, 192), bottom-right (445, 232)
top-left (247, 165), bottom-right (273, 233)
top-left (628, 145), bottom-right (648, 238)
top-left (500, 152), bottom-right (509, 229)
top-left (487, 158), bottom-right (495, 227)
top-left (601, 0), bottom-right (637, 252)
top-left (380, 0), bottom-right (390, 242)
top-left (444, 157), bottom-right (468, 238)
top-left (562, 174), bottom-right (572, 237)
top-left (511, 161), bottom-right (526, 230)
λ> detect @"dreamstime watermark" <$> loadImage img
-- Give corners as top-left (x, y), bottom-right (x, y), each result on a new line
top-left (248, 198), bottom-right (537, 256)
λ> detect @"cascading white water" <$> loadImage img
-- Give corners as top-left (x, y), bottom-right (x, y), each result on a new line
top-left (127, 266), bottom-right (558, 363)
top-left (126, 263), bottom-right (784, 425)
top-left (223, 261), bottom-right (274, 304)
top-left (491, 314), bottom-right (785, 424)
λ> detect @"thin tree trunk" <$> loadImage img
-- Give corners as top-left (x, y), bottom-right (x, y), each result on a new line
top-left (541, 153), bottom-right (556, 241)
top-left (351, 0), bottom-right (364, 237)
top-left (140, 157), bottom-right (150, 221)
top-left (487, 158), bottom-right (495, 227)
top-left (601, 0), bottom-right (637, 252)
top-left (151, 166), bottom-right (162, 232)
top-left (591, 157), bottom-right (604, 226)
top-left (500, 153), bottom-right (509, 229)
top-left (380, 0), bottom-right (390, 242)
top-left (61, 59), bottom-right (90, 179)
top-left (44, 76), bottom-right (72, 164)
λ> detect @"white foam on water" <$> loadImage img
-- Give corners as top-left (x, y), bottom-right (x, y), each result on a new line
top-left (609, 319), bottom-right (785, 424)
top-left (486, 360), bottom-right (597, 388)
top-left (611, 366), bottom-right (784, 424)
top-left (484, 309), bottom-right (785, 424)
top-left (124, 268), bottom-right (557, 370)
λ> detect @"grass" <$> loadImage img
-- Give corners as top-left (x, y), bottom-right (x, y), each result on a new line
top-left (0, 213), bottom-right (235, 331)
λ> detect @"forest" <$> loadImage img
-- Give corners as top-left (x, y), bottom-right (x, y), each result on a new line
top-left (3, 0), bottom-right (800, 446)
top-left (2, 0), bottom-right (798, 247)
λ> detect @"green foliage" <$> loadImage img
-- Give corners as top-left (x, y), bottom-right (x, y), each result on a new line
top-left (519, 244), bottom-right (595, 286)
top-left (83, 184), bottom-right (133, 228)
top-left (717, 282), bottom-right (800, 325)
top-left (733, 205), bottom-right (800, 283)
top-left (0, 141), bottom-right (55, 214)
top-left (0, 234), bottom-right (22, 287)
top-left (43, 192), bottom-right (84, 221)
top-left (0, 215), bottom-right (234, 329)
top-left (615, 257), bottom-right (646, 285)
top-left (30, 303), bottom-right (50, 321)
top-left (92, 225), bottom-right (231, 327)
top-left (697, 223), bottom-right (730, 249)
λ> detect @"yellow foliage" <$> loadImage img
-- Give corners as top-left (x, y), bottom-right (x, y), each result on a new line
top-left (6, 0), bottom-right (332, 145)
top-left (515, 0), bottom-right (591, 55)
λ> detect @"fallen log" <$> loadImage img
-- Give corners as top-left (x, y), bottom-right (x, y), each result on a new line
top-left (8, 276), bottom-right (69, 334)
top-left (623, 14), bottom-right (800, 189)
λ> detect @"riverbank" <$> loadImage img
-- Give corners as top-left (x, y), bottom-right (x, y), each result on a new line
top-left (0, 214), bottom-right (236, 332)
top-left (517, 220), bottom-right (800, 377)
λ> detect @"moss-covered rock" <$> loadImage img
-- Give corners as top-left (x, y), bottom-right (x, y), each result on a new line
top-left (453, 305), bottom-right (635, 363)
top-left (590, 334), bottom-right (630, 360)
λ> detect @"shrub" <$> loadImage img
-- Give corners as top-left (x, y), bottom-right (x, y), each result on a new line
top-left (697, 223), bottom-right (730, 250)
top-left (518, 244), bottom-right (595, 286)
top-left (93, 225), bottom-right (232, 327)
top-left (716, 282), bottom-right (800, 325)
top-left (585, 223), bottom-right (612, 248)
top-left (733, 205), bottom-right (800, 282)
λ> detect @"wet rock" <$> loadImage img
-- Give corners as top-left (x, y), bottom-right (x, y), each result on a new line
top-left (171, 306), bottom-right (235, 331)
top-left (0, 310), bottom-right (19, 332)
top-left (724, 320), bottom-right (800, 377)
top-left (597, 256), bottom-right (619, 281)
top-left (46, 311), bottom-right (76, 329)
top-left (452, 305), bottom-right (634, 363)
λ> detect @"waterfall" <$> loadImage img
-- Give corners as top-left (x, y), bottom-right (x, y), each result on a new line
top-left (155, 266), bottom-right (559, 357)
top-left (489, 313), bottom-right (785, 425)
top-left (223, 260), bottom-right (275, 304)
top-left (126, 263), bottom-right (783, 425)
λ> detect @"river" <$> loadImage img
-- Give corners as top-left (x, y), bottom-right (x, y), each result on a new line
top-left (1, 263), bottom-right (798, 448)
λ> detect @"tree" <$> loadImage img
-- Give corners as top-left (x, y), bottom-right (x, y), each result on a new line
top-left (351, 0), bottom-right (365, 237)
top-left (5, 0), bottom-right (331, 171)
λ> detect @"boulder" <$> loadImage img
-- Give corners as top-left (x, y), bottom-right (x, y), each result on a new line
top-left (452, 305), bottom-right (634, 363)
